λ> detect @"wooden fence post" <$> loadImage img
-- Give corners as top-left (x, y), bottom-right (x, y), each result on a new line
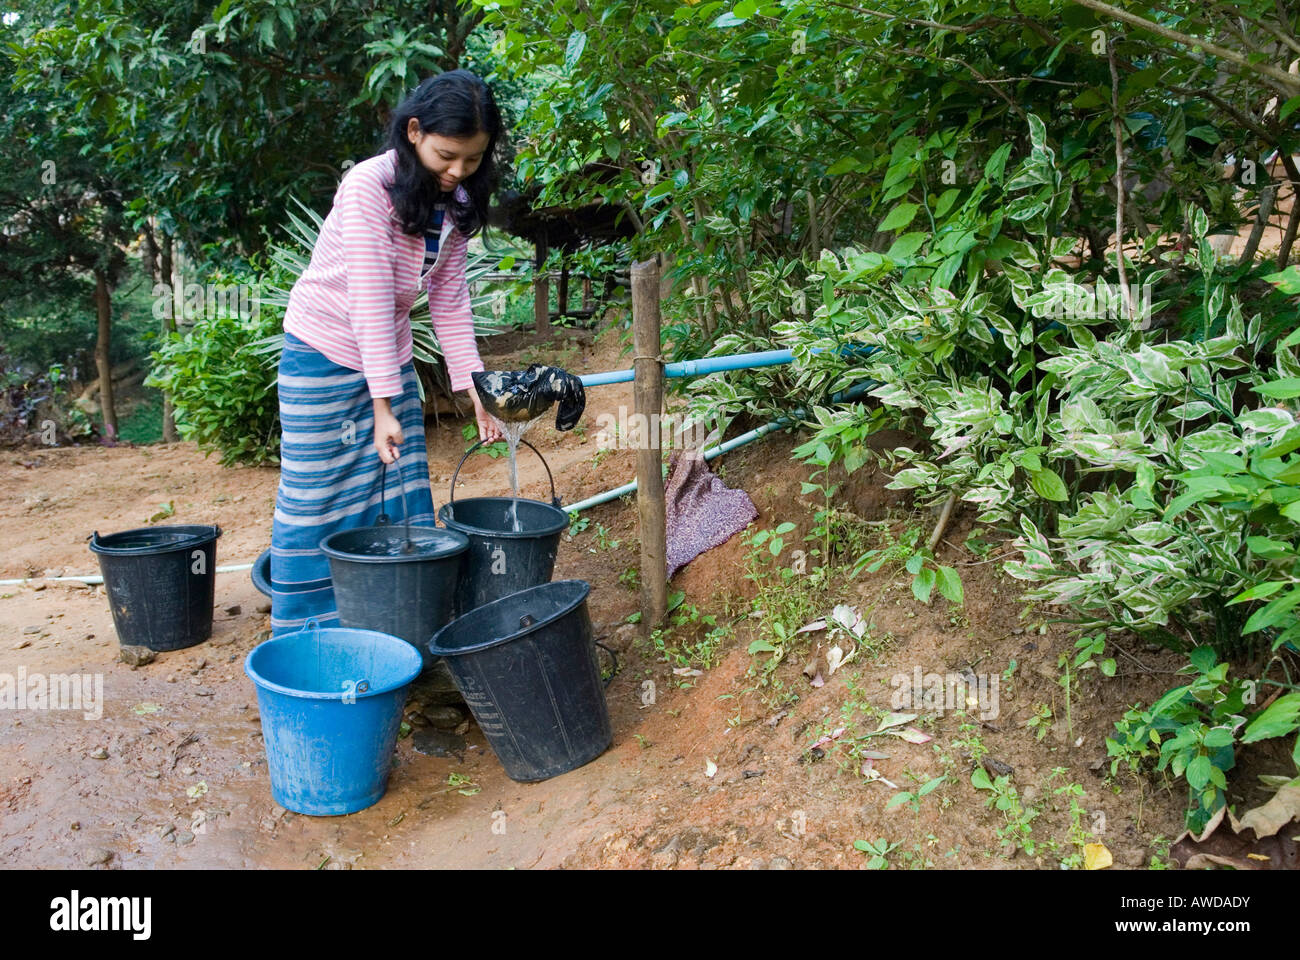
top-left (632, 254), bottom-right (667, 635)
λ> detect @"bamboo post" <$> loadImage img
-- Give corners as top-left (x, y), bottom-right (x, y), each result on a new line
top-left (632, 254), bottom-right (667, 635)
top-left (557, 258), bottom-right (570, 320)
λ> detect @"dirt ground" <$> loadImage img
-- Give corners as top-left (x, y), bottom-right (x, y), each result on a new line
top-left (0, 317), bottom-right (1207, 870)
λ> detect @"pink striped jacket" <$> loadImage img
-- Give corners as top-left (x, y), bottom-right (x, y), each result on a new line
top-left (282, 148), bottom-right (485, 399)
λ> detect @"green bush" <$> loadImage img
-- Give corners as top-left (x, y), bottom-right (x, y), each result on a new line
top-left (144, 308), bottom-right (280, 466)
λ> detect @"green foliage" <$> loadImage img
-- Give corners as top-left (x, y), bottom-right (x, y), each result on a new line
top-left (644, 588), bottom-right (733, 673)
top-left (1107, 647), bottom-right (1300, 834)
top-left (144, 299), bottom-right (280, 466)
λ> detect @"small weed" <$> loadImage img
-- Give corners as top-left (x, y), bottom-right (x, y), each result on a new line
top-left (1025, 703), bottom-right (1053, 741)
top-left (971, 766), bottom-right (1040, 858)
top-left (852, 837), bottom-right (900, 869)
top-left (447, 772), bottom-right (480, 796)
top-left (567, 510), bottom-right (590, 537)
top-left (886, 772), bottom-right (947, 815)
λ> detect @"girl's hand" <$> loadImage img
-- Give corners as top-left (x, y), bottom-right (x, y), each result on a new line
top-left (373, 400), bottom-right (404, 464)
top-left (471, 388), bottom-right (503, 443)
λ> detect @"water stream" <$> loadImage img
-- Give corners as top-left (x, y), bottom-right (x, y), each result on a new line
top-left (491, 413), bottom-right (548, 533)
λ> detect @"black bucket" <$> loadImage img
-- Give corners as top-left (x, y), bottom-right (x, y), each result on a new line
top-left (427, 580), bottom-right (616, 782)
top-left (319, 460), bottom-right (469, 674)
top-left (88, 524), bottom-right (223, 652)
top-left (436, 439), bottom-right (570, 618)
top-left (251, 548), bottom-right (272, 598)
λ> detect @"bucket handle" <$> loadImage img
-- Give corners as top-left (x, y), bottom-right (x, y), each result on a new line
top-left (373, 456), bottom-right (412, 526)
top-left (448, 438), bottom-right (561, 510)
top-left (595, 640), bottom-right (618, 689)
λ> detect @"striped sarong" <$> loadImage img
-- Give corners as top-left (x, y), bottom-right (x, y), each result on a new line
top-left (270, 331), bottom-right (437, 636)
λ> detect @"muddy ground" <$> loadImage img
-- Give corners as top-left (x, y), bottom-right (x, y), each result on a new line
top-left (0, 318), bottom-right (1203, 869)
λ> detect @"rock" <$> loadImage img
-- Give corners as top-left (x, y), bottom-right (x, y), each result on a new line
top-left (652, 835), bottom-right (681, 869)
top-left (88, 747), bottom-right (108, 760)
top-left (1021, 784), bottom-right (1041, 803)
top-left (12, 640), bottom-right (31, 650)
top-left (256, 602), bottom-right (272, 614)
top-left (119, 645), bottom-right (156, 667)
top-left (143, 770), bottom-right (160, 779)
top-left (83, 847), bottom-right (113, 866)
top-left (193, 687), bottom-right (215, 697)
top-left (454, 721), bottom-right (470, 736)
top-left (176, 831), bottom-right (195, 846)
top-left (405, 712), bottom-right (429, 728)
top-left (181, 766), bottom-right (195, 776)
top-left (23, 625), bottom-right (42, 634)
top-left (423, 706), bottom-right (465, 730)
top-left (769, 856), bottom-right (793, 870)
top-left (1118, 846), bottom-right (1147, 868)
top-left (159, 824), bottom-right (175, 839)
top-left (191, 658), bottom-right (207, 673)
top-left (70, 821), bottom-right (80, 831)
top-left (224, 604), bottom-right (241, 615)
top-left (610, 623), bottom-right (639, 653)
top-left (32, 583), bottom-right (47, 592)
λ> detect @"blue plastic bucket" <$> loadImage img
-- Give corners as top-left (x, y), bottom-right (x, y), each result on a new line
top-left (244, 619), bottom-right (422, 816)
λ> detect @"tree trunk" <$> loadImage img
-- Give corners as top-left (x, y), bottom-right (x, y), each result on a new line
top-left (1240, 184), bottom-right (1277, 266)
top-left (94, 269), bottom-right (117, 442)
top-left (160, 234), bottom-right (178, 442)
top-left (534, 229), bottom-right (551, 335)
top-left (1278, 154), bottom-right (1300, 269)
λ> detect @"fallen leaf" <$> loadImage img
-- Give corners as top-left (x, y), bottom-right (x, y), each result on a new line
top-left (894, 727), bottom-right (933, 745)
top-left (672, 667), bottom-right (703, 677)
top-left (876, 712), bottom-right (917, 731)
top-left (795, 618), bottom-right (827, 635)
top-left (133, 703), bottom-right (162, 715)
top-left (1228, 777), bottom-right (1300, 839)
top-left (860, 760), bottom-right (898, 789)
top-left (1084, 842), bottom-right (1112, 870)
top-left (704, 759), bottom-right (717, 778)
top-left (809, 727), bottom-right (848, 751)
top-left (824, 644), bottom-right (844, 677)
top-left (830, 604), bottom-right (867, 638)
top-left (859, 750), bottom-right (891, 760)
top-left (1246, 853), bottom-right (1271, 861)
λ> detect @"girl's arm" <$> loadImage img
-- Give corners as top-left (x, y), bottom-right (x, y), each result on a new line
top-left (429, 230), bottom-right (500, 442)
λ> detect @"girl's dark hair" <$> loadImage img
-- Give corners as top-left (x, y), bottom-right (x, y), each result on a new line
top-left (386, 69), bottom-right (502, 241)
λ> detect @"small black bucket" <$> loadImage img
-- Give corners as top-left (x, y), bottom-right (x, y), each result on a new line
top-left (89, 524), bottom-right (223, 652)
top-left (427, 580), bottom-right (615, 782)
top-left (436, 439), bottom-right (570, 618)
top-left (319, 459), bottom-right (469, 674)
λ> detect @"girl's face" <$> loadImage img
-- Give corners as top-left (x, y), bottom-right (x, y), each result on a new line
top-left (406, 120), bottom-right (490, 192)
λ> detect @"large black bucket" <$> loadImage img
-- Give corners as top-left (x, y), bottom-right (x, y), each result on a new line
top-left (436, 439), bottom-right (570, 618)
top-left (89, 524), bottom-right (223, 652)
top-left (319, 460), bottom-right (469, 674)
top-left (427, 579), bottom-right (616, 782)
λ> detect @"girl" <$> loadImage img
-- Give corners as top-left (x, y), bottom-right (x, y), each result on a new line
top-left (270, 70), bottom-right (505, 636)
